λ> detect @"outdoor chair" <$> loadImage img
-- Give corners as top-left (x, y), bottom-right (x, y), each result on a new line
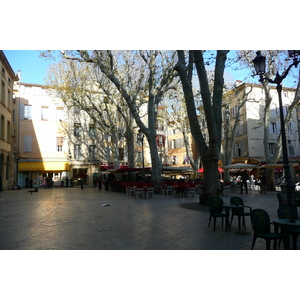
top-left (230, 196), bottom-right (252, 230)
top-left (208, 197), bottom-right (226, 231)
top-left (165, 185), bottom-right (174, 196)
top-left (223, 183), bottom-right (231, 196)
top-left (128, 186), bottom-right (135, 196)
top-left (277, 206), bottom-right (300, 250)
top-left (250, 209), bottom-right (283, 250)
top-left (187, 187), bottom-right (196, 197)
top-left (135, 187), bottom-right (144, 198)
top-left (145, 187), bottom-right (154, 198)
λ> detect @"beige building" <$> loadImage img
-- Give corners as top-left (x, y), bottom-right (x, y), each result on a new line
top-left (15, 80), bottom-right (70, 187)
top-left (222, 81), bottom-right (300, 166)
top-left (0, 51), bottom-right (18, 190)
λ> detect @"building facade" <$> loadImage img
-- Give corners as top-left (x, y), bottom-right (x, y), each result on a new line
top-left (0, 51), bottom-right (18, 190)
top-left (222, 82), bottom-right (300, 166)
top-left (15, 80), bottom-right (71, 187)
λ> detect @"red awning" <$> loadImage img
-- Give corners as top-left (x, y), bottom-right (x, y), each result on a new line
top-left (100, 165), bottom-right (115, 171)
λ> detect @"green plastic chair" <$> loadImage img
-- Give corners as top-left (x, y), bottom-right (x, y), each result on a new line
top-left (277, 206), bottom-right (300, 250)
top-left (230, 196), bottom-right (252, 230)
top-left (277, 192), bottom-right (284, 207)
top-left (208, 197), bottom-right (226, 231)
top-left (250, 209), bottom-right (283, 250)
top-left (277, 206), bottom-right (299, 220)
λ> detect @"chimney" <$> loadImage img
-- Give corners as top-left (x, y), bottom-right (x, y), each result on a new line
top-left (18, 70), bottom-right (21, 82)
top-left (235, 80), bottom-right (242, 87)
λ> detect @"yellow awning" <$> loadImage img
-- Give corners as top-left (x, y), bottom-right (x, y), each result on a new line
top-left (18, 161), bottom-right (70, 172)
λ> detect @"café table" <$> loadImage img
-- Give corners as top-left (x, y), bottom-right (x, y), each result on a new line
top-left (273, 219), bottom-right (300, 250)
top-left (223, 203), bottom-right (243, 231)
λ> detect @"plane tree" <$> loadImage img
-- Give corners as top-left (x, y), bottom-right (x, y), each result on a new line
top-left (175, 50), bottom-right (229, 204)
top-left (56, 50), bottom-right (178, 190)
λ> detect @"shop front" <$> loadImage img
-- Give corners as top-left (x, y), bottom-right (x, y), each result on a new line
top-left (18, 161), bottom-right (70, 188)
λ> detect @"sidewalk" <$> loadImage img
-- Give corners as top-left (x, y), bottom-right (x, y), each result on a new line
top-left (0, 186), bottom-right (296, 250)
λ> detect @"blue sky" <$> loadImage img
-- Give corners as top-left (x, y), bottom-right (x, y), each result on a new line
top-left (2, 50), bottom-right (297, 88)
top-left (3, 50), bottom-right (55, 84)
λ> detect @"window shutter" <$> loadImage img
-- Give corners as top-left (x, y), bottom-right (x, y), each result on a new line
top-left (24, 135), bottom-right (32, 152)
top-left (20, 104), bottom-right (24, 119)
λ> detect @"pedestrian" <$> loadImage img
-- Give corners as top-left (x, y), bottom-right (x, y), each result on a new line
top-left (25, 177), bottom-right (29, 188)
top-left (98, 178), bottom-right (102, 191)
top-left (80, 178), bottom-right (84, 190)
top-left (260, 171), bottom-right (267, 194)
top-left (240, 170), bottom-right (249, 194)
top-left (65, 177), bottom-right (69, 187)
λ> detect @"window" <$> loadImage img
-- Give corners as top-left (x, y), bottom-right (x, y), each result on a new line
top-left (7, 89), bottom-right (11, 110)
top-left (1, 81), bottom-right (5, 104)
top-left (7, 121), bottom-right (11, 143)
top-left (236, 121), bottom-right (243, 135)
top-left (269, 122), bottom-right (279, 134)
top-left (24, 135), bottom-right (32, 152)
top-left (271, 103), bottom-right (277, 116)
top-left (0, 115), bottom-right (4, 139)
top-left (234, 142), bottom-right (244, 157)
top-left (172, 156), bottom-right (177, 165)
top-left (89, 145), bottom-right (96, 160)
top-left (74, 145), bottom-right (81, 159)
top-left (41, 106), bottom-right (49, 121)
top-left (183, 155), bottom-right (189, 164)
top-left (268, 143), bottom-right (276, 156)
top-left (288, 141), bottom-right (295, 156)
top-left (287, 123), bottom-right (295, 134)
top-left (24, 105), bottom-right (32, 120)
top-left (230, 105), bottom-right (239, 118)
top-left (56, 137), bottom-right (63, 152)
top-left (56, 107), bottom-right (65, 121)
top-left (74, 123), bottom-right (81, 137)
top-left (119, 147), bottom-right (124, 160)
top-left (89, 124), bottom-right (96, 138)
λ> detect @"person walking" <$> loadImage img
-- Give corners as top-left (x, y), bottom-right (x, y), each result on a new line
top-left (98, 178), bottom-right (102, 191)
top-left (260, 171), bottom-right (267, 194)
top-left (240, 170), bottom-right (249, 194)
top-left (80, 178), bottom-right (84, 190)
top-left (65, 177), bottom-right (69, 187)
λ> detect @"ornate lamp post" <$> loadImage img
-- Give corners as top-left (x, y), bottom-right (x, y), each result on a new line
top-left (137, 129), bottom-right (146, 182)
top-left (252, 50), bottom-right (300, 206)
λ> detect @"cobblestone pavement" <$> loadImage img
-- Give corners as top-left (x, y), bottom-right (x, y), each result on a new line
top-left (0, 186), bottom-right (298, 250)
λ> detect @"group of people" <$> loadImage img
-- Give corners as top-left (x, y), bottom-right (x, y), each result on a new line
top-left (230, 170), bottom-right (267, 194)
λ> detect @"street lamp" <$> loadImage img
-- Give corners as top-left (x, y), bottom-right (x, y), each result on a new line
top-left (137, 129), bottom-right (146, 182)
top-left (252, 50), bottom-right (300, 206)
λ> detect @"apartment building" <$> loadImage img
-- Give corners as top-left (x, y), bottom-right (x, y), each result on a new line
top-left (15, 80), bottom-right (70, 187)
top-left (0, 51), bottom-right (18, 190)
top-left (223, 81), bottom-right (300, 166)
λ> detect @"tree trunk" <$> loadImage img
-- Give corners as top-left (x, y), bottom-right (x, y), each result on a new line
top-left (199, 153), bottom-right (222, 205)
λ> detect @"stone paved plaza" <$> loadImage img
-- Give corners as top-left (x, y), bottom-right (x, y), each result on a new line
top-left (0, 186), bottom-right (298, 250)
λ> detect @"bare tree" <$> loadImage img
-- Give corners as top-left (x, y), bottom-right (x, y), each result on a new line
top-left (221, 84), bottom-right (253, 182)
top-left (175, 50), bottom-right (229, 204)
top-left (56, 50), bottom-right (178, 190)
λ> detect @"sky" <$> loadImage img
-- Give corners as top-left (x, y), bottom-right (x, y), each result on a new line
top-left (3, 50), bottom-right (55, 84)
top-left (3, 50), bottom-right (299, 89)
top-left (3, 50), bottom-right (251, 86)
